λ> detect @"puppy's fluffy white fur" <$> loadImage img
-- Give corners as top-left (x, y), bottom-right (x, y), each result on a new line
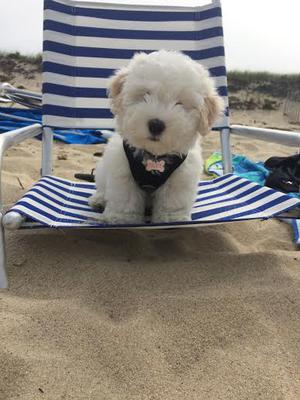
top-left (89, 50), bottom-right (224, 224)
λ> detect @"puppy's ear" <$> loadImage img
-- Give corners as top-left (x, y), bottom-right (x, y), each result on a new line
top-left (198, 94), bottom-right (224, 136)
top-left (191, 61), bottom-right (225, 136)
top-left (107, 67), bottom-right (128, 114)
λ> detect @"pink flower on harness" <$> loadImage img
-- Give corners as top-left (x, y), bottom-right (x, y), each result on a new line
top-left (145, 159), bottom-right (166, 173)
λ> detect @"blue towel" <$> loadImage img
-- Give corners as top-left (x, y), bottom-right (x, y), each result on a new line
top-left (205, 151), bottom-right (300, 199)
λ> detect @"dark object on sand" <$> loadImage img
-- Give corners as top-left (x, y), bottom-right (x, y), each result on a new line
top-left (74, 169), bottom-right (95, 182)
top-left (264, 154), bottom-right (300, 193)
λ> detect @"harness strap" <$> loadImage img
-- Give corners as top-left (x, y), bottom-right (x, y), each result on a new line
top-left (123, 140), bottom-right (187, 193)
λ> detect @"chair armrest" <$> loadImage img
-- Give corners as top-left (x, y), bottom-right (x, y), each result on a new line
top-left (0, 123), bottom-right (43, 207)
top-left (0, 123), bottom-right (42, 153)
top-left (230, 125), bottom-right (300, 147)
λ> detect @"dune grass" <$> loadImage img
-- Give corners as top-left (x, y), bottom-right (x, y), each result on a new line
top-left (0, 51), bottom-right (42, 66)
top-left (228, 70), bottom-right (300, 84)
top-left (227, 70), bottom-right (300, 99)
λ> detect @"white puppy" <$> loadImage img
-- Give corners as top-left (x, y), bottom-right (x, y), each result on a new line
top-left (89, 50), bottom-right (224, 224)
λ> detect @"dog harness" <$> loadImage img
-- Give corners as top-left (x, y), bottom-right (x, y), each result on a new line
top-left (123, 141), bottom-right (187, 193)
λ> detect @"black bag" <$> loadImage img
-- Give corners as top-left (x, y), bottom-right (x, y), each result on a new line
top-left (264, 154), bottom-right (300, 193)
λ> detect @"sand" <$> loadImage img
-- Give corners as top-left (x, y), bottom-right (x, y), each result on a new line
top-left (0, 109), bottom-right (300, 400)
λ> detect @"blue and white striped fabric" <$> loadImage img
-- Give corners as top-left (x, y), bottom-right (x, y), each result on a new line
top-left (43, 0), bottom-right (229, 130)
top-left (284, 219), bottom-right (300, 246)
top-left (293, 220), bottom-right (300, 245)
top-left (6, 174), bottom-right (300, 229)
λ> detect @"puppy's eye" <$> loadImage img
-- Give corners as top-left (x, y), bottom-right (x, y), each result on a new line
top-left (175, 102), bottom-right (183, 106)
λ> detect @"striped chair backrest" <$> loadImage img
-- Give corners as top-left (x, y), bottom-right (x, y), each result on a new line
top-left (43, 0), bottom-right (229, 130)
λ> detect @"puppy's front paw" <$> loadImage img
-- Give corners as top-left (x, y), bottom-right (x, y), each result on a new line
top-left (94, 211), bottom-right (144, 225)
top-left (152, 212), bottom-right (191, 223)
top-left (88, 192), bottom-right (105, 210)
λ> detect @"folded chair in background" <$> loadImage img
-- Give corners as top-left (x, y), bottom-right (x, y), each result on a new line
top-left (1, 0), bottom-right (300, 288)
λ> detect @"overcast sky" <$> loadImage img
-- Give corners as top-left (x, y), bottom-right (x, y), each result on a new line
top-left (0, 0), bottom-right (299, 73)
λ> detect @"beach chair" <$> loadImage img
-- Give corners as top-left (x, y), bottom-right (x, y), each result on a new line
top-left (1, 0), bottom-right (300, 288)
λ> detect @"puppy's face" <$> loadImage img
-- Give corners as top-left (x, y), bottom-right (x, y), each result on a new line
top-left (108, 50), bottom-right (224, 155)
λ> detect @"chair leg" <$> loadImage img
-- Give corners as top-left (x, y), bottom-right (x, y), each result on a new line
top-left (42, 127), bottom-right (53, 176)
top-left (0, 214), bottom-right (8, 289)
top-left (220, 128), bottom-right (233, 174)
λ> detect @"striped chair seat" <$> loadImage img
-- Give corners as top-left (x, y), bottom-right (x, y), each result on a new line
top-left (6, 174), bottom-right (300, 229)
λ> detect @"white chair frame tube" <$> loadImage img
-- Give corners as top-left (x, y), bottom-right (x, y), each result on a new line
top-left (0, 123), bottom-right (43, 288)
top-left (0, 213), bottom-right (7, 289)
top-left (2, 87), bottom-right (42, 101)
top-left (230, 125), bottom-right (300, 147)
top-left (221, 125), bottom-right (300, 174)
top-left (42, 127), bottom-right (54, 176)
top-left (72, 0), bottom-right (220, 11)
top-left (220, 128), bottom-right (232, 173)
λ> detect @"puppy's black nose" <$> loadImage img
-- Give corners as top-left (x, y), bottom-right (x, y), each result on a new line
top-left (148, 119), bottom-right (165, 136)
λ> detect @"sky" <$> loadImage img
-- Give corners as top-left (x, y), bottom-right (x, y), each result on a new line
top-left (0, 0), bottom-right (300, 73)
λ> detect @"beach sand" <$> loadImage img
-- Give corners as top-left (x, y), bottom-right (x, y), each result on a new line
top-left (1, 110), bottom-right (300, 399)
